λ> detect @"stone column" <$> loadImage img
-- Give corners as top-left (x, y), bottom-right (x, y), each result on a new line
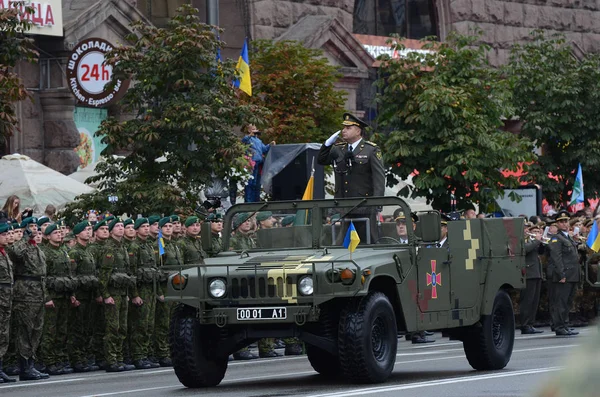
top-left (39, 90), bottom-right (81, 175)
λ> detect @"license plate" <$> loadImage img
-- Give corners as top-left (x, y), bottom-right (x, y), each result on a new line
top-left (237, 307), bottom-right (287, 321)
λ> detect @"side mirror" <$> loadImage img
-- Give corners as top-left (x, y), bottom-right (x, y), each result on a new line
top-left (201, 222), bottom-right (213, 254)
top-left (418, 211), bottom-right (441, 243)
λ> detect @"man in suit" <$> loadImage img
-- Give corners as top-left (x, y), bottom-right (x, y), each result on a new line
top-left (547, 210), bottom-right (580, 336)
top-left (318, 113), bottom-right (385, 244)
top-left (520, 224), bottom-right (545, 334)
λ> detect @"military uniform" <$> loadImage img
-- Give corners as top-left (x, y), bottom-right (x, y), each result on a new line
top-left (67, 239), bottom-right (98, 371)
top-left (548, 228), bottom-right (580, 335)
top-left (89, 237), bottom-right (108, 367)
top-left (519, 238), bottom-right (544, 333)
top-left (40, 234), bottom-right (76, 374)
top-left (230, 233), bottom-right (256, 251)
top-left (178, 235), bottom-right (206, 264)
top-left (0, 224), bottom-right (16, 383)
top-left (99, 236), bottom-right (133, 370)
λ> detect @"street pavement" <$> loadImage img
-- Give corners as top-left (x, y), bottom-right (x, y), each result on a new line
top-left (0, 326), bottom-right (593, 397)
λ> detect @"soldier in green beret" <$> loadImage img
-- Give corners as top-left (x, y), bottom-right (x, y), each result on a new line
top-left (148, 216), bottom-right (161, 263)
top-left (178, 216), bottom-right (206, 265)
top-left (36, 217), bottom-right (51, 246)
top-left (127, 218), bottom-right (160, 370)
top-left (123, 219), bottom-right (136, 244)
top-left (207, 213), bottom-right (223, 257)
top-left (0, 223), bottom-right (17, 383)
top-left (67, 221), bottom-right (98, 372)
top-left (40, 224), bottom-right (77, 375)
top-left (8, 216), bottom-right (49, 381)
top-left (256, 212), bottom-right (276, 229)
top-left (281, 215), bottom-right (295, 228)
top-left (99, 218), bottom-right (135, 372)
top-left (120, 218), bottom-right (137, 365)
top-left (3, 222), bottom-right (22, 376)
top-left (229, 213), bottom-right (257, 251)
top-left (170, 215), bottom-right (182, 241)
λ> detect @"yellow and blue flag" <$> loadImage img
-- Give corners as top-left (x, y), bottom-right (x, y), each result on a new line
top-left (234, 38), bottom-right (252, 96)
top-left (587, 219), bottom-right (600, 252)
top-left (343, 221), bottom-right (360, 253)
top-left (158, 229), bottom-right (165, 256)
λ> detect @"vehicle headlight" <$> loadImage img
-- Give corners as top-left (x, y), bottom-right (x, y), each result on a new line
top-left (209, 278), bottom-right (227, 298)
top-left (298, 276), bottom-right (313, 296)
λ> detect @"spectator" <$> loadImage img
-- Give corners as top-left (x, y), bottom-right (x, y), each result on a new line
top-left (44, 205), bottom-right (57, 221)
top-left (1, 195), bottom-right (30, 223)
top-left (242, 124), bottom-right (275, 202)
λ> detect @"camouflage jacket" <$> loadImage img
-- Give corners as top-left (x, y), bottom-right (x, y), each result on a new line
top-left (229, 232), bottom-right (256, 251)
top-left (8, 238), bottom-right (46, 303)
top-left (42, 243), bottom-right (75, 299)
top-left (99, 237), bottom-right (132, 299)
top-left (178, 235), bottom-right (206, 265)
top-left (88, 239), bottom-right (108, 270)
top-left (208, 233), bottom-right (222, 258)
top-left (133, 237), bottom-right (161, 295)
top-left (0, 246), bottom-right (13, 307)
top-left (68, 242), bottom-right (98, 298)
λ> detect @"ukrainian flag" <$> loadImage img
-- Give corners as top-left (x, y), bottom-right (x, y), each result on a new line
top-left (343, 221), bottom-right (360, 253)
top-left (587, 219), bottom-right (600, 252)
top-left (158, 229), bottom-right (165, 256)
top-left (234, 38), bottom-right (252, 96)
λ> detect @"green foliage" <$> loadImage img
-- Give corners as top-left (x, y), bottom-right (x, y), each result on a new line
top-left (248, 40), bottom-right (346, 144)
top-left (505, 30), bottom-right (600, 206)
top-left (0, 6), bottom-right (38, 145)
top-left (61, 5), bottom-right (268, 220)
top-left (374, 31), bottom-right (535, 210)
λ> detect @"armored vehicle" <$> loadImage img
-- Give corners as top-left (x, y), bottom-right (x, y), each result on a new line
top-left (166, 197), bottom-right (525, 388)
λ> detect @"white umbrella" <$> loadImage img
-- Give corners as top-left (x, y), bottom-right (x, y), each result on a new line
top-left (0, 154), bottom-right (95, 214)
top-left (68, 161), bottom-right (100, 186)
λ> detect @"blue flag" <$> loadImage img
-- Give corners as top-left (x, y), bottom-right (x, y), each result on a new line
top-left (158, 229), bottom-right (165, 256)
top-left (587, 220), bottom-right (600, 252)
top-left (343, 221), bottom-right (360, 253)
top-left (569, 164), bottom-right (584, 206)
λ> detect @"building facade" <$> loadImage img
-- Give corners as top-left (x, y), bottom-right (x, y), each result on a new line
top-left (4, 0), bottom-right (600, 174)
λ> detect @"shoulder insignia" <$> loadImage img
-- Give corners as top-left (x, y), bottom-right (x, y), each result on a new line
top-left (334, 142), bottom-right (345, 146)
top-left (376, 151), bottom-right (382, 160)
top-left (128, 252), bottom-right (134, 257)
top-left (106, 254), bottom-right (113, 258)
top-left (364, 140), bottom-right (378, 147)
top-left (550, 238), bottom-right (558, 243)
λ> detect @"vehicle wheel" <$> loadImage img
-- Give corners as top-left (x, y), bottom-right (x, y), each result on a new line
top-left (169, 304), bottom-right (228, 387)
top-left (463, 290), bottom-right (515, 370)
top-left (306, 305), bottom-right (340, 377)
top-left (338, 292), bottom-right (397, 383)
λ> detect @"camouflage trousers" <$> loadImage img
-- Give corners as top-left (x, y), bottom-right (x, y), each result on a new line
top-left (129, 285), bottom-right (156, 361)
top-left (104, 295), bottom-right (128, 365)
top-left (258, 338), bottom-right (274, 354)
top-left (68, 297), bottom-right (95, 365)
top-left (91, 299), bottom-right (105, 363)
top-left (153, 297), bottom-right (172, 359)
top-left (12, 300), bottom-right (44, 359)
top-left (0, 288), bottom-right (12, 358)
top-left (40, 297), bottom-right (70, 365)
top-left (3, 312), bottom-right (17, 366)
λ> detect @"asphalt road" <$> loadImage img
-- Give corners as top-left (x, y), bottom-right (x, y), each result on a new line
top-left (0, 326), bottom-right (592, 397)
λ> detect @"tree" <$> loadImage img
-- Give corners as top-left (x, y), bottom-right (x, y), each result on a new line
top-left (0, 6), bottom-right (38, 146)
top-left (505, 31), bottom-right (600, 206)
top-left (61, 5), bottom-right (268, 219)
top-left (374, 31), bottom-right (535, 211)
top-left (247, 40), bottom-right (346, 144)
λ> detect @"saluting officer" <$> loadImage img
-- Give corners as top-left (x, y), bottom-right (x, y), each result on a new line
top-left (547, 210), bottom-right (580, 336)
top-left (520, 224), bottom-right (545, 334)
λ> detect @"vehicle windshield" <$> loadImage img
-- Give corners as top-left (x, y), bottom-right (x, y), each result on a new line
top-left (223, 198), bottom-right (414, 251)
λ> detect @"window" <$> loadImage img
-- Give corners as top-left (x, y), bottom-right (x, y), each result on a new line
top-left (353, 0), bottom-right (437, 39)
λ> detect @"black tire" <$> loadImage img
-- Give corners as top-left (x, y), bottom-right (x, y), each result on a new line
top-left (169, 304), bottom-right (228, 388)
top-left (463, 290), bottom-right (515, 370)
top-left (306, 305), bottom-right (341, 377)
top-left (338, 292), bottom-right (397, 383)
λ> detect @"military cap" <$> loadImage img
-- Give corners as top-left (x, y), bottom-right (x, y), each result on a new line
top-left (123, 218), bottom-right (134, 228)
top-left (93, 219), bottom-right (108, 232)
top-left (21, 217), bottom-right (38, 227)
top-left (134, 218), bottom-right (149, 230)
top-left (184, 216), bottom-right (199, 227)
top-left (524, 221), bottom-right (534, 229)
top-left (55, 219), bottom-right (65, 227)
top-left (207, 213), bottom-right (223, 222)
top-left (281, 215), bottom-right (295, 227)
top-left (73, 221), bottom-right (91, 235)
top-left (36, 216), bottom-right (51, 227)
top-left (441, 213), bottom-right (452, 226)
top-left (63, 233), bottom-right (75, 242)
top-left (584, 219), bottom-right (595, 228)
top-left (393, 209), bottom-right (418, 223)
top-left (233, 212), bottom-right (250, 229)
top-left (148, 215), bottom-right (161, 225)
top-left (341, 112), bottom-right (369, 129)
top-left (555, 210), bottom-right (570, 221)
top-left (170, 215), bottom-right (181, 222)
top-left (159, 216), bottom-right (172, 228)
top-left (44, 223), bottom-right (59, 236)
top-left (108, 217), bottom-right (123, 232)
top-left (256, 211), bottom-right (273, 222)
top-left (0, 223), bottom-right (9, 234)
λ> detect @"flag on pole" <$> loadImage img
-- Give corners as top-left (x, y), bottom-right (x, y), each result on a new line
top-left (158, 229), bottom-right (165, 256)
top-left (587, 219), bottom-right (600, 252)
top-left (569, 163), bottom-right (584, 206)
top-left (343, 221), bottom-right (360, 253)
top-left (233, 38), bottom-right (252, 96)
top-left (294, 158), bottom-right (315, 226)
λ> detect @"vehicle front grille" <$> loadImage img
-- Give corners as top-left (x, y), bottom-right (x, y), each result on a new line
top-left (230, 275), bottom-right (298, 299)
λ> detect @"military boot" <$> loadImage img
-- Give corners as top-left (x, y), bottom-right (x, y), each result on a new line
top-left (158, 357), bottom-right (172, 367)
top-left (4, 363), bottom-right (19, 376)
top-left (143, 358), bottom-right (160, 369)
top-left (46, 363), bottom-right (65, 376)
top-left (29, 359), bottom-right (49, 379)
top-left (284, 344), bottom-right (303, 356)
top-left (0, 360), bottom-right (17, 383)
top-left (19, 358), bottom-right (42, 381)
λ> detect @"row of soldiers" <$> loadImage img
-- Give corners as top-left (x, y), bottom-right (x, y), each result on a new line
top-left (0, 212), bottom-right (221, 382)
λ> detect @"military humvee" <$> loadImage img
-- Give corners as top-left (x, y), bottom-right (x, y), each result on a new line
top-left (166, 197), bottom-right (525, 388)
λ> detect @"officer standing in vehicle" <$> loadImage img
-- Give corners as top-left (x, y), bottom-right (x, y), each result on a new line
top-left (178, 216), bottom-right (206, 264)
top-left (547, 210), bottom-right (580, 336)
top-left (229, 213), bottom-right (257, 251)
top-left (207, 213), bottom-right (223, 257)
